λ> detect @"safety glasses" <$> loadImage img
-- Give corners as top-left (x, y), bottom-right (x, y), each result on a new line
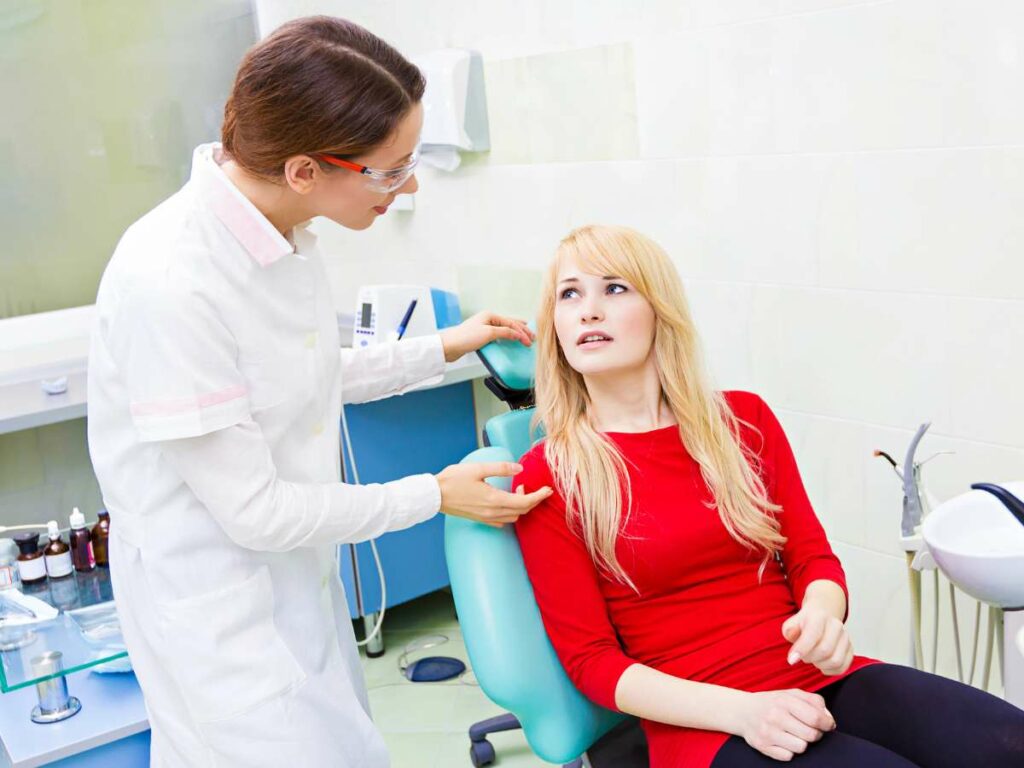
top-left (314, 150), bottom-right (419, 194)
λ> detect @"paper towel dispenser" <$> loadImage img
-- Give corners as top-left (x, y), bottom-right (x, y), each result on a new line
top-left (413, 49), bottom-right (489, 170)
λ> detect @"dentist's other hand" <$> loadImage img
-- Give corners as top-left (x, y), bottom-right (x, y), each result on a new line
top-left (440, 311), bottom-right (533, 363)
top-left (437, 462), bottom-right (551, 527)
top-left (736, 689), bottom-right (835, 762)
top-left (782, 605), bottom-right (854, 677)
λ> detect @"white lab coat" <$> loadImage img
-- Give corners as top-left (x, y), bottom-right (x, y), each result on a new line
top-left (87, 144), bottom-right (445, 767)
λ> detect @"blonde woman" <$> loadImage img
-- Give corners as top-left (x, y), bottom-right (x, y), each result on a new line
top-left (514, 225), bottom-right (1024, 767)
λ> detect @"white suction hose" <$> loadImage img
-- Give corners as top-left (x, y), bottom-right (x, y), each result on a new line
top-left (339, 404), bottom-right (388, 650)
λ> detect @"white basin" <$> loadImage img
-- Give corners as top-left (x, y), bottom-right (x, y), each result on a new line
top-left (922, 481), bottom-right (1024, 609)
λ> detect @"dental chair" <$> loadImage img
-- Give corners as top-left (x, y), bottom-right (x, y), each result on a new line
top-left (445, 338), bottom-right (649, 767)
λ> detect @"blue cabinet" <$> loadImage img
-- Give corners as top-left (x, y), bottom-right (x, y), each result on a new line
top-left (339, 380), bottom-right (479, 617)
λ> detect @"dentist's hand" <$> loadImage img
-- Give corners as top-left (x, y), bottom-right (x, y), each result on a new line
top-left (439, 311), bottom-right (533, 363)
top-left (436, 462), bottom-right (552, 527)
top-left (735, 689), bottom-right (835, 761)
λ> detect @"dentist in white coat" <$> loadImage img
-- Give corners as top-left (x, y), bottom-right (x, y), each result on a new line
top-left (87, 16), bottom-right (551, 768)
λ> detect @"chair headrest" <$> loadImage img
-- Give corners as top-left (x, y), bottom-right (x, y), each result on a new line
top-left (476, 328), bottom-right (536, 408)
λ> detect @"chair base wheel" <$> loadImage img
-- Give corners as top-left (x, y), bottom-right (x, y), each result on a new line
top-left (470, 739), bottom-right (496, 767)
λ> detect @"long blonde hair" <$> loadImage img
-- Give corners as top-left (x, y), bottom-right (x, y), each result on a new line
top-left (534, 225), bottom-right (784, 589)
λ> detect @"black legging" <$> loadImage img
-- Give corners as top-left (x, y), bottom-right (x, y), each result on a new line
top-left (710, 663), bottom-right (1024, 767)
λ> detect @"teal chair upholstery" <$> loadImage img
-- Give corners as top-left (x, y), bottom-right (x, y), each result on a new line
top-left (445, 336), bottom-right (644, 767)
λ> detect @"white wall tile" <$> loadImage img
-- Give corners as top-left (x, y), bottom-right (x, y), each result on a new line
top-left (686, 279), bottom-right (757, 390)
top-left (563, 160), bottom-right (686, 250)
top-left (484, 44), bottom-right (639, 164)
top-left (776, 0), bottom-right (891, 14)
top-left (775, 409), bottom-right (871, 549)
top-left (748, 285), bottom-right (953, 431)
top-left (818, 149), bottom-right (1024, 301)
top-left (635, 25), bottom-right (773, 158)
top-left (941, 298), bottom-right (1024, 448)
top-left (681, 155), bottom-right (836, 285)
top-left (833, 542), bottom-right (910, 664)
top-left (777, 0), bottom-right (1024, 152)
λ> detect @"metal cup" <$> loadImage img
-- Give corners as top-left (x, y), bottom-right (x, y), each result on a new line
top-left (30, 651), bottom-right (81, 723)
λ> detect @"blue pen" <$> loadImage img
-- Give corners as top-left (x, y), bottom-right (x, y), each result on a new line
top-left (395, 299), bottom-right (418, 340)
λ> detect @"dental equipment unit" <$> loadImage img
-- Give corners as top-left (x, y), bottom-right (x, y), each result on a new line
top-left (878, 424), bottom-right (1024, 706)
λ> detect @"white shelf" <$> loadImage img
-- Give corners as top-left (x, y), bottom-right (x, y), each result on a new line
top-left (0, 306), bottom-right (487, 436)
top-left (0, 306), bottom-right (93, 436)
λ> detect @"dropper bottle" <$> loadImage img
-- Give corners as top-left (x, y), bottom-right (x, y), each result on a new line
top-left (43, 520), bottom-right (73, 579)
top-left (69, 508), bottom-right (95, 573)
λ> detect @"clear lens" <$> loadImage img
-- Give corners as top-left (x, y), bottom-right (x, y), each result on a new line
top-left (365, 152), bottom-right (419, 193)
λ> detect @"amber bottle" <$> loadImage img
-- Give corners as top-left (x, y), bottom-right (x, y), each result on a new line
top-left (91, 510), bottom-right (111, 567)
top-left (43, 521), bottom-right (73, 579)
top-left (13, 532), bottom-right (47, 585)
top-left (69, 507), bottom-right (95, 573)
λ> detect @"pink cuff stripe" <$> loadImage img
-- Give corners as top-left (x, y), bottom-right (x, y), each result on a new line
top-left (130, 385), bottom-right (247, 418)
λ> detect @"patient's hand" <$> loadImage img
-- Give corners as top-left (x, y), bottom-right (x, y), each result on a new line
top-left (737, 689), bottom-right (835, 762)
top-left (781, 603), bottom-right (854, 677)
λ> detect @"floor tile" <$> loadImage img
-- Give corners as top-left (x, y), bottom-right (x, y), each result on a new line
top-left (361, 590), bottom-right (550, 766)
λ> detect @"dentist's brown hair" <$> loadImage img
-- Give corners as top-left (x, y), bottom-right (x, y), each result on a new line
top-left (222, 16), bottom-right (424, 179)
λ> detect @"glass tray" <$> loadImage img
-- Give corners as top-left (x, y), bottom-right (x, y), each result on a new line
top-left (0, 567), bottom-right (128, 692)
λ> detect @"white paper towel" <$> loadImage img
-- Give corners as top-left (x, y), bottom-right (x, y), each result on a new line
top-left (420, 146), bottom-right (461, 172)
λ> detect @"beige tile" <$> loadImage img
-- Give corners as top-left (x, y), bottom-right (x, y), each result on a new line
top-left (369, 682), bottom-right (462, 733)
top-left (382, 731), bottom-right (446, 768)
top-left (485, 44), bottom-right (639, 164)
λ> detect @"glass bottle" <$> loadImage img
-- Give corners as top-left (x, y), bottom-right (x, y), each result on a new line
top-left (43, 521), bottom-right (73, 579)
top-left (91, 510), bottom-right (110, 567)
top-left (13, 532), bottom-right (47, 585)
top-left (68, 507), bottom-right (95, 573)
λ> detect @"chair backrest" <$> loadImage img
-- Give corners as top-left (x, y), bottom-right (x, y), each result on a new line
top-left (444, 339), bottom-right (627, 764)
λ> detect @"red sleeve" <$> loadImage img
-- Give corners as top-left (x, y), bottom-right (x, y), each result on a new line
top-left (735, 392), bottom-right (850, 614)
top-left (513, 446), bottom-right (637, 711)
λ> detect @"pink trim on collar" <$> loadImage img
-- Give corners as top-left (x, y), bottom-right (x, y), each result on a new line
top-left (191, 144), bottom-right (294, 268)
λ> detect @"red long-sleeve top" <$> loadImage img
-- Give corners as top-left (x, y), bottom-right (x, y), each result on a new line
top-left (514, 391), bottom-right (878, 768)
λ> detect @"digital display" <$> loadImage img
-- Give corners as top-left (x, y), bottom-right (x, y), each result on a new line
top-left (360, 302), bottom-right (372, 328)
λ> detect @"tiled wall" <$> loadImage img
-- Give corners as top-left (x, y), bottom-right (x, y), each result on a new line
top-left (258, 0), bottom-right (1024, 677)
top-left (0, 2), bottom-right (255, 528)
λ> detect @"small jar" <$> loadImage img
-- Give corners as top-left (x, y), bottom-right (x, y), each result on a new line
top-left (13, 532), bottom-right (47, 585)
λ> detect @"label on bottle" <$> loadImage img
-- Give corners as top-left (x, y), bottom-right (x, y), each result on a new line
top-left (45, 550), bottom-right (73, 579)
top-left (0, 564), bottom-right (14, 588)
top-left (17, 556), bottom-right (46, 582)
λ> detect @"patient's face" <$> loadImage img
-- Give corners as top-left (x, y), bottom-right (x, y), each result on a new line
top-left (553, 259), bottom-right (656, 378)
